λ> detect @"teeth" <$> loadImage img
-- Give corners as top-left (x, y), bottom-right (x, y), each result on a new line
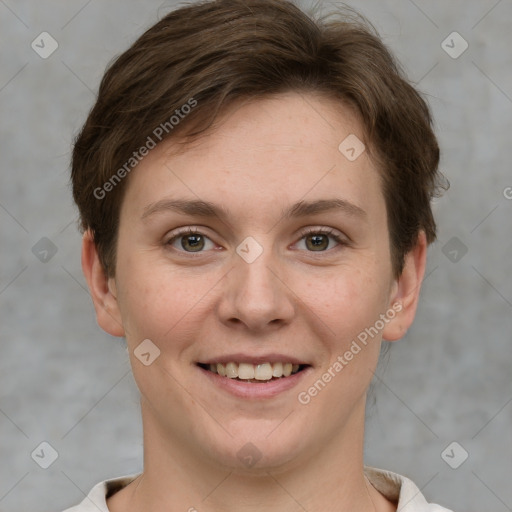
top-left (254, 363), bottom-right (273, 380)
top-left (216, 363), bottom-right (226, 377)
top-left (272, 362), bottom-right (283, 377)
top-left (238, 363), bottom-right (255, 380)
top-left (206, 362), bottom-right (303, 380)
top-left (225, 362), bottom-right (238, 379)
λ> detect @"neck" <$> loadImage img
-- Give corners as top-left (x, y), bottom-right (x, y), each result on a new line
top-left (108, 397), bottom-right (391, 512)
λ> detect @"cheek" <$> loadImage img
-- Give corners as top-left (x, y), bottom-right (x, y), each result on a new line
top-left (299, 261), bottom-right (390, 341)
top-left (115, 256), bottom-right (214, 347)
top-left (295, 267), bottom-right (389, 421)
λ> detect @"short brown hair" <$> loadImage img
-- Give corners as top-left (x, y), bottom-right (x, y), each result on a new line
top-left (71, 0), bottom-right (444, 277)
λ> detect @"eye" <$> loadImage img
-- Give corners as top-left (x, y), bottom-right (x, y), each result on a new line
top-left (296, 227), bottom-right (347, 252)
top-left (166, 228), bottom-right (216, 253)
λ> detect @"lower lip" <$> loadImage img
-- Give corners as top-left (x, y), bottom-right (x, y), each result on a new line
top-left (198, 365), bottom-right (311, 399)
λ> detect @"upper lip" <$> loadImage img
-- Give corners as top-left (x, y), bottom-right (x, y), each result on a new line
top-left (198, 353), bottom-right (310, 366)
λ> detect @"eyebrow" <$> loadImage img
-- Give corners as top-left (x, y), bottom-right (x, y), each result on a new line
top-left (141, 198), bottom-right (367, 222)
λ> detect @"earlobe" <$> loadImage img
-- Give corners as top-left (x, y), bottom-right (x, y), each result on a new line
top-left (382, 231), bottom-right (427, 342)
top-left (81, 230), bottom-right (125, 337)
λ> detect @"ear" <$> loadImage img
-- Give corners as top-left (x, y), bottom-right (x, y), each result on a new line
top-left (81, 230), bottom-right (125, 337)
top-left (382, 231), bottom-right (427, 342)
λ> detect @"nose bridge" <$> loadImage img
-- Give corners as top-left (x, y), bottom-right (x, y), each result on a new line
top-left (219, 235), bottom-right (295, 329)
top-left (234, 236), bottom-right (279, 301)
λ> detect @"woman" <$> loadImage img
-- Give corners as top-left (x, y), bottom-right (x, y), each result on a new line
top-left (65, 0), bottom-right (452, 510)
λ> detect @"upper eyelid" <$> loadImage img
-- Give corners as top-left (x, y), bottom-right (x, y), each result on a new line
top-left (297, 226), bottom-right (349, 243)
top-left (167, 226), bottom-right (343, 239)
top-left (298, 226), bottom-right (340, 237)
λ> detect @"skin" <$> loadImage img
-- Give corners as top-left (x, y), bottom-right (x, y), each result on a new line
top-left (82, 92), bottom-right (427, 512)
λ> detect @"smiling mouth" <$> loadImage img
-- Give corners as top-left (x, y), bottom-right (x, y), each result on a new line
top-left (197, 362), bottom-right (308, 383)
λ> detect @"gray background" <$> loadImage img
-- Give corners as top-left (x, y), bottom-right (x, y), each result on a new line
top-left (1, 1), bottom-right (511, 511)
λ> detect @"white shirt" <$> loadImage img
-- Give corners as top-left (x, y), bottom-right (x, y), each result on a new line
top-left (62, 466), bottom-right (454, 511)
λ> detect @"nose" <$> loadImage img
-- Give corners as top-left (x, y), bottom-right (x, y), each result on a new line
top-left (217, 244), bottom-right (296, 333)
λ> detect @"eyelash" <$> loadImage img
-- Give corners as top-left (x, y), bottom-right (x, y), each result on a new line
top-left (165, 227), bottom-right (348, 255)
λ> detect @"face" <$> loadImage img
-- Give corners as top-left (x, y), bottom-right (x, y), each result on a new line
top-left (91, 92), bottom-right (419, 473)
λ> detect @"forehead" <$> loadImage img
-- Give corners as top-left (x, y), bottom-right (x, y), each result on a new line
top-left (120, 92), bottom-right (385, 225)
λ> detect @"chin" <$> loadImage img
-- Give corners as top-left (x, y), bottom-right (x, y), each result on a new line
top-left (201, 421), bottom-right (311, 474)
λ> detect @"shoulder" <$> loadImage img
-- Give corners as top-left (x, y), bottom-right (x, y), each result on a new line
top-left (61, 474), bottom-right (140, 512)
top-left (364, 466), bottom-right (454, 512)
